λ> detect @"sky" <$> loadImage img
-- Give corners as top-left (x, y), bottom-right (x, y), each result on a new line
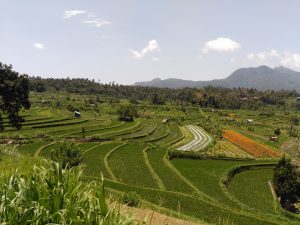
top-left (1, 0), bottom-right (300, 84)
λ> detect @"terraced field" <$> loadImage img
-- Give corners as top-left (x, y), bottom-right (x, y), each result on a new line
top-left (224, 130), bottom-right (282, 158)
top-left (207, 140), bottom-right (253, 159)
top-left (10, 103), bottom-right (299, 225)
top-left (177, 125), bottom-right (212, 151)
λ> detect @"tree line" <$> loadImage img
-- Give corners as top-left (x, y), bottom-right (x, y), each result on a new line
top-left (29, 76), bottom-right (298, 110)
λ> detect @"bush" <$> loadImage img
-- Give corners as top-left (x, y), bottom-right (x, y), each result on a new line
top-left (51, 141), bottom-right (83, 168)
top-left (273, 156), bottom-right (298, 209)
top-left (122, 191), bottom-right (140, 207)
top-left (118, 102), bottom-right (138, 122)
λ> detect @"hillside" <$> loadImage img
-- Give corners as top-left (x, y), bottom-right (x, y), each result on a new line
top-left (134, 66), bottom-right (300, 91)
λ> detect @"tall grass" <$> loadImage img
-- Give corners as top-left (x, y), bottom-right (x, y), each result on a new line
top-left (0, 160), bottom-right (136, 225)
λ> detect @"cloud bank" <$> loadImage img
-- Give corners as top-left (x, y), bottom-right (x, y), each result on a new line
top-left (247, 49), bottom-right (300, 69)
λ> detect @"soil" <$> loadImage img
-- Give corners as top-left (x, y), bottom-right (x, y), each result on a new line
top-left (121, 205), bottom-right (207, 225)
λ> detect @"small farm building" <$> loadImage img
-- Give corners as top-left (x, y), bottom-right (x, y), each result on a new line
top-left (270, 136), bottom-right (278, 142)
top-left (74, 111), bottom-right (81, 118)
top-left (162, 118), bottom-right (169, 124)
top-left (246, 119), bottom-right (254, 123)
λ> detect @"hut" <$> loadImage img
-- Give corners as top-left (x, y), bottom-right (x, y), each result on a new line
top-left (246, 119), bottom-right (254, 123)
top-left (74, 111), bottom-right (81, 118)
top-left (270, 136), bottom-right (279, 142)
top-left (162, 118), bottom-right (169, 124)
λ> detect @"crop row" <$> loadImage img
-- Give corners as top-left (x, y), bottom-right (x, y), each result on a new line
top-left (207, 140), bottom-right (254, 159)
top-left (223, 130), bottom-right (282, 158)
top-left (177, 125), bottom-right (212, 152)
top-left (119, 122), bottom-right (157, 140)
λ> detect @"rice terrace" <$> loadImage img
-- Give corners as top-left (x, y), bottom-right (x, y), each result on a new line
top-left (2, 1), bottom-right (300, 225)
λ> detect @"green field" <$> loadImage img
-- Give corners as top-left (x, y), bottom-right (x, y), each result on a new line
top-left (2, 91), bottom-right (299, 225)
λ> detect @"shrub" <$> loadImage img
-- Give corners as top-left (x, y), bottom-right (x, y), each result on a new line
top-left (51, 141), bottom-right (83, 168)
top-left (273, 156), bottom-right (298, 209)
top-left (118, 102), bottom-right (138, 122)
top-left (122, 191), bottom-right (140, 207)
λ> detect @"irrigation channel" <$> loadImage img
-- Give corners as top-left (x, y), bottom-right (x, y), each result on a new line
top-left (177, 125), bottom-right (212, 151)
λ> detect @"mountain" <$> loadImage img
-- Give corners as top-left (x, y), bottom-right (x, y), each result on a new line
top-left (134, 66), bottom-right (300, 91)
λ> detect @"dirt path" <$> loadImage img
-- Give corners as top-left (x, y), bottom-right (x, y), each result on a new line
top-left (121, 205), bottom-right (206, 225)
top-left (268, 180), bottom-right (277, 200)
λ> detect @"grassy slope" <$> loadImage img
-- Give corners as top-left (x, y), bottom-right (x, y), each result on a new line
top-left (108, 142), bottom-right (158, 188)
top-left (228, 167), bottom-right (276, 214)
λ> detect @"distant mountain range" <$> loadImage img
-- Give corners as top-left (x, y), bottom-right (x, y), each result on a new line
top-left (134, 65), bottom-right (300, 91)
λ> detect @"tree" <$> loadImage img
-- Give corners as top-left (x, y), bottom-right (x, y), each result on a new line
top-left (117, 102), bottom-right (138, 122)
top-left (151, 93), bottom-right (164, 105)
top-left (0, 63), bottom-right (31, 131)
top-left (273, 156), bottom-right (298, 208)
top-left (51, 141), bottom-right (83, 169)
top-left (274, 128), bottom-right (281, 136)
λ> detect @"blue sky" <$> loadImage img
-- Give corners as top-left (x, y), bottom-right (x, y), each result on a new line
top-left (1, 0), bottom-right (300, 84)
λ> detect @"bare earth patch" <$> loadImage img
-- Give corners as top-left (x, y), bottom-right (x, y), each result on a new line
top-left (122, 205), bottom-right (206, 225)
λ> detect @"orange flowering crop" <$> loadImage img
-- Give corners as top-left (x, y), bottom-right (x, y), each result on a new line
top-left (223, 130), bottom-right (282, 158)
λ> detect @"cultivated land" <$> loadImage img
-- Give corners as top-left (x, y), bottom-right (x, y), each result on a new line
top-left (1, 91), bottom-right (300, 225)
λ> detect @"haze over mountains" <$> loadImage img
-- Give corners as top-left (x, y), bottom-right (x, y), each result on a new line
top-left (134, 66), bottom-right (300, 91)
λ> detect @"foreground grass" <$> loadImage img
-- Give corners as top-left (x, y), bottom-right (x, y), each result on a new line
top-left (0, 160), bottom-right (137, 225)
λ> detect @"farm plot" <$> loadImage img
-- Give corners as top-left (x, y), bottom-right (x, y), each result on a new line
top-left (77, 142), bottom-right (101, 153)
top-left (141, 124), bottom-right (169, 142)
top-left (105, 179), bottom-right (283, 225)
top-left (39, 143), bottom-right (61, 158)
top-left (100, 120), bottom-right (141, 138)
top-left (118, 122), bottom-right (157, 140)
top-left (67, 120), bottom-right (123, 137)
top-left (107, 142), bottom-right (158, 188)
top-left (172, 126), bottom-right (193, 148)
top-left (83, 142), bottom-right (123, 178)
top-left (207, 140), bottom-right (253, 159)
top-left (228, 167), bottom-right (276, 214)
top-left (156, 124), bottom-right (183, 146)
top-left (18, 141), bottom-right (50, 156)
top-left (177, 125), bottom-right (212, 152)
top-left (146, 147), bottom-right (195, 193)
top-left (224, 130), bottom-right (282, 158)
top-left (171, 159), bottom-right (276, 208)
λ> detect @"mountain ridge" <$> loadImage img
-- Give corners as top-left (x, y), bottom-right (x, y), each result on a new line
top-left (134, 65), bottom-right (300, 91)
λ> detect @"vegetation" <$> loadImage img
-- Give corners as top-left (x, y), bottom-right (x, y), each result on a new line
top-left (273, 157), bottom-right (299, 210)
top-left (0, 161), bottom-right (136, 225)
top-left (50, 141), bottom-right (83, 168)
top-left (118, 102), bottom-right (138, 122)
top-left (3, 64), bottom-right (300, 224)
top-left (224, 130), bottom-right (282, 158)
top-left (0, 63), bottom-right (30, 130)
top-left (29, 76), bottom-right (299, 110)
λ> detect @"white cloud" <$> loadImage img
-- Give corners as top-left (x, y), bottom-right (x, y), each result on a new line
top-left (33, 43), bottom-right (45, 50)
top-left (129, 40), bottom-right (160, 59)
top-left (247, 49), bottom-right (300, 69)
top-left (202, 37), bottom-right (240, 53)
top-left (64, 10), bottom-right (86, 19)
top-left (247, 49), bottom-right (279, 62)
top-left (82, 15), bottom-right (111, 28)
top-left (63, 11), bottom-right (110, 28)
top-left (281, 53), bottom-right (300, 68)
